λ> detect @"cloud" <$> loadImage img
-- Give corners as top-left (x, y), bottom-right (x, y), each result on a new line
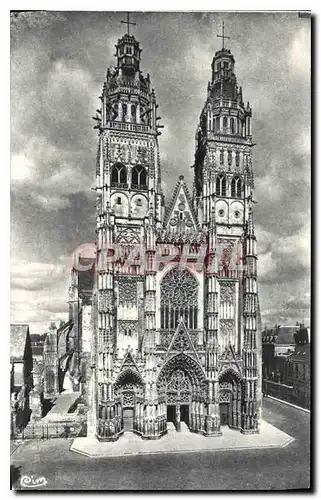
top-left (11, 154), bottom-right (34, 182)
top-left (10, 12), bottom-right (311, 331)
top-left (11, 259), bottom-right (68, 292)
top-left (258, 226), bottom-right (310, 286)
top-left (287, 26), bottom-right (311, 76)
top-left (11, 257), bottom-right (70, 334)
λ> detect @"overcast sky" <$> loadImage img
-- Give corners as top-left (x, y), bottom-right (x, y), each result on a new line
top-left (10, 11), bottom-right (310, 334)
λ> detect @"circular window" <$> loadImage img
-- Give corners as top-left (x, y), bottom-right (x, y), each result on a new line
top-left (234, 210), bottom-right (240, 219)
top-left (218, 209), bottom-right (225, 217)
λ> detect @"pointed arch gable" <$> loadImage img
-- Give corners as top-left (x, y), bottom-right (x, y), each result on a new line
top-left (157, 353), bottom-right (206, 390)
top-left (114, 367), bottom-right (145, 387)
top-left (219, 366), bottom-right (243, 382)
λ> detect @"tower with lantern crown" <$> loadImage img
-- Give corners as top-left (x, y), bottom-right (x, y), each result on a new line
top-left (193, 22), bottom-right (261, 434)
top-left (74, 17), bottom-right (262, 441)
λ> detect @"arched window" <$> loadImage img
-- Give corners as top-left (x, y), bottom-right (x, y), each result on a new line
top-left (216, 117), bottom-right (220, 132)
top-left (131, 165), bottom-right (147, 189)
top-left (220, 149), bottom-right (224, 165)
top-left (111, 163), bottom-right (127, 187)
top-left (131, 104), bottom-right (136, 123)
top-left (230, 118), bottom-right (235, 134)
top-left (235, 151), bottom-right (240, 167)
top-left (122, 103), bottom-right (127, 122)
top-left (231, 176), bottom-right (242, 198)
top-left (216, 174), bottom-right (226, 196)
top-left (223, 116), bottom-right (228, 129)
top-left (160, 267), bottom-right (198, 330)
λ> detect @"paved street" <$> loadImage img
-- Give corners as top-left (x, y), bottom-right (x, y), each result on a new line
top-left (11, 398), bottom-right (310, 491)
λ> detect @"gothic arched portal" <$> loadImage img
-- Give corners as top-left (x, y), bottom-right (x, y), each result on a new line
top-left (218, 368), bottom-right (243, 429)
top-left (114, 369), bottom-right (145, 433)
top-left (157, 353), bottom-right (206, 432)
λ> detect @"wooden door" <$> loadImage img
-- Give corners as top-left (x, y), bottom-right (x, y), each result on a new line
top-left (180, 405), bottom-right (189, 425)
top-left (123, 408), bottom-right (134, 431)
top-left (220, 403), bottom-right (229, 426)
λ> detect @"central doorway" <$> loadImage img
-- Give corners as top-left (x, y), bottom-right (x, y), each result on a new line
top-left (167, 405), bottom-right (175, 423)
top-left (220, 403), bottom-right (229, 426)
top-left (123, 408), bottom-right (134, 431)
top-left (180, 404), bottom-right (189, 425)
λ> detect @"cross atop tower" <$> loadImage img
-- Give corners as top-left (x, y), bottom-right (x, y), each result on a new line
top-left (216, 21), bottom-right (230, 49)
top-left (121, 12), bottom-right (136, 35)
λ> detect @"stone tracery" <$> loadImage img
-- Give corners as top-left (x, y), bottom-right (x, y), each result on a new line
top-left (160, 268), bottom-right (198, 330)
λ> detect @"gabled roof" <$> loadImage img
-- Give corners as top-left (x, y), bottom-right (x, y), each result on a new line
top-left (10, 324), bottom-right (30, 360)
top-left (289, 343), bottom-right (310, 362)
top-left (219, 342), bottom-right (242, 377)
top-left (119, 349), bottom-right (141, 374)
top-left (276, 326), bottom-right (297, 345)
top-left (165, 319), bottom-right (201, 364)
top-left (163, 175), bottom-right (199, 232)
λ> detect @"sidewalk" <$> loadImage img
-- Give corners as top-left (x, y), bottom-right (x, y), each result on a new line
top-left (10, 440), bottom-right (22, 455)
top-left (70, 420), bottom-right (294, 458)
top-left (265, 395), bottom-right (310, 414)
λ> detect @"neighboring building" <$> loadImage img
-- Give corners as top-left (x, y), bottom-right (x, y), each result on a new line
top-left (287, 329), bottom-right (310, 409)
top-left (10, 324), bottom-right (33, 435)
top-left (262, 324), bottom-right (310, 409)
top-left (30, 333), bottom-right (46, 363)
top-left (42, 25), bottom-right (262, 441)
top-left (262, 325), bottom-right (296, 381)
top-left (43, 320), bottom-right (75, 399)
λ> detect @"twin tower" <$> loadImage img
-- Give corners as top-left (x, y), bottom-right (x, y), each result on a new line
top-left (68, 26), bottom-right (262, 441)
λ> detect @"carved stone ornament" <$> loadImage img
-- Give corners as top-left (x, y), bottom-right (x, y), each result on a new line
top-left (98, 290), bottom-right (113, 311)
top-left (161, 268), bottom-right (198, 308)
top-left (118, 320), bottom-right (137, 335)
top-left (116, 227), bottom-right (141, 244)
top-left (111, 143), bottom-right (126, 163)
top-left (220, 319), bottom-right (235, 338)
top-left (167, 369), bottom-right (191, 392)
top-left (172, 328), bottom-right (192, 352)
top-left (219, 281), bottom-right (235, 303)
top-left (118, 277), bottom-right (138, 305)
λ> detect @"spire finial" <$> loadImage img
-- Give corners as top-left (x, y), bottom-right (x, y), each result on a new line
top-left (217, 21), bottom-right (230, 50)
top-left (121, 12), bottom-right (136, 35)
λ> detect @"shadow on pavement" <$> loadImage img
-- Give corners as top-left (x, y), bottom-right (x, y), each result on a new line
top-left (10, 464), bottom-right (22, 490)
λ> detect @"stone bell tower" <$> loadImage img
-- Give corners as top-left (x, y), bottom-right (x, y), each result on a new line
top-left (193, 24), bottom-right (261, 434)
top-left (91, 16), bottom-right (165, 440)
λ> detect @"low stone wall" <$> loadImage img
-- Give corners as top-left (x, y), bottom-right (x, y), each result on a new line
top-left (16, 418), bottom-right (87, 440)
top-left (262, 379), bottom-right (310, 410)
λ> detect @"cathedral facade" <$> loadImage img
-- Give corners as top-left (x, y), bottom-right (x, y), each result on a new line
top-left (68, 27), bottom-right (262, 441)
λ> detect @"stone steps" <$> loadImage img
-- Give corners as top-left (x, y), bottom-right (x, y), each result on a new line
top-left (180, 421), bottom-right (189, 433)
